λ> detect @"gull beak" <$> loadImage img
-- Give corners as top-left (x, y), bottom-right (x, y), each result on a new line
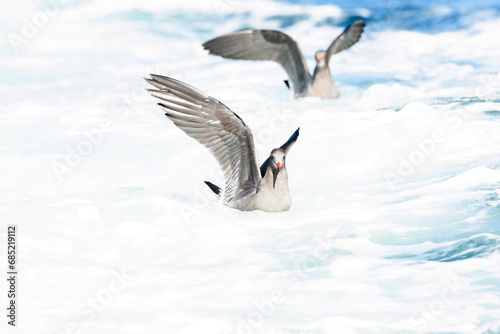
top-left (273, 161), bottom-right (282, 189)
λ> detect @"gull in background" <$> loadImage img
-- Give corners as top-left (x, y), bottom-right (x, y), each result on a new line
top-left (145, 75), bottom-right (300, 212)
top-left (202, 20), bottom-right (365, 99)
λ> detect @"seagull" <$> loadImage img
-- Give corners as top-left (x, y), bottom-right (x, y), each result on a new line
top-left (145, 74), bottom-right (300, 212)
top-left (202, 20), bottom-right (365, 99)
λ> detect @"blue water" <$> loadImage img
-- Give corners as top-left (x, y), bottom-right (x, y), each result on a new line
top-left (279, 0), bottom-right (500, 31)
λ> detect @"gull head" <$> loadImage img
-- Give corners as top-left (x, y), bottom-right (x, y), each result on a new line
top-left (269, 148), bottom-right (286, 188)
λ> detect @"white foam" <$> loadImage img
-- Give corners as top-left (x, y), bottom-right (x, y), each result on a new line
top-left (2, 1), bottom-right (500, 333)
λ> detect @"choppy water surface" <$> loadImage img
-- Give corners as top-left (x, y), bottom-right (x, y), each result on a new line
top-left (1, 0), bottom-right (499, 333)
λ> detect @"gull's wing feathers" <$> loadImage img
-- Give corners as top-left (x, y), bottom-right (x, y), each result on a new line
top-left (259, 128), bottom-right (300, 177)
top-left (203, 30), bottom-right (311, 96)
top-left (326, 20), bottom-right (365, 61)
top-left (280, 127), bottom-right (300, 154)
top-left (145, 74), bottom-right (261, 202)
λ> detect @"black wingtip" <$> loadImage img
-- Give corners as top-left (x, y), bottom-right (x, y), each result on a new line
top-left (204, 181), bottom-right (222, 198)
top-left (349, 20), bottom-right (366, 27)
top-left (344, 20), bottom-right (366, 33)
top-left (289, 127), bottom-right (300, 142)
top-left (284, 80), bottom-right (290, 89)
top-left (279, 127), bottom-right (300, 154)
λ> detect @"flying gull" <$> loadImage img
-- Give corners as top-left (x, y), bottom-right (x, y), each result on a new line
top-left (202, 20), bottom-right (365, 99)
top-left (145, 74), bottom-right (300, 212)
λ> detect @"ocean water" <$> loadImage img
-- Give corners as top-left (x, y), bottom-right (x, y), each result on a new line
top-left (1, 0), bottom-right (500, 333)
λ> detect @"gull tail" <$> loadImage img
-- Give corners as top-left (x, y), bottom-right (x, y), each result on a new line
top-left (204, 181), bottom-right (222, 198)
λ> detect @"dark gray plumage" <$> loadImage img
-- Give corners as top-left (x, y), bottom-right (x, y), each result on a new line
top-left (202, 20), bottom-right (366, 99)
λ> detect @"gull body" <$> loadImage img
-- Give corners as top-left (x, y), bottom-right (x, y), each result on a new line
top-left (145, 75), bottom-right (299, 212)
top-left (230, 148), bottom-right (291, 212)
top-left (202, 21), bottom-right (365, 99)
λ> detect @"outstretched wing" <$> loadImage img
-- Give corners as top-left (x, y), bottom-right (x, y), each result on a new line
top-left (145, 74), bottom-right (261, 203)
top-left (280, 127), bottom-right (300, 154)
top-left (203, 30), bottom-right (311, 96)
top-left (260, 128), bottom-right (300, 177)
top-left (326, 20), bottom-right (365, 62)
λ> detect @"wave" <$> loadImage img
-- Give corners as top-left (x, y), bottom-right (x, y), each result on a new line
top-left (392, 233), bottom-right (500, 262)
